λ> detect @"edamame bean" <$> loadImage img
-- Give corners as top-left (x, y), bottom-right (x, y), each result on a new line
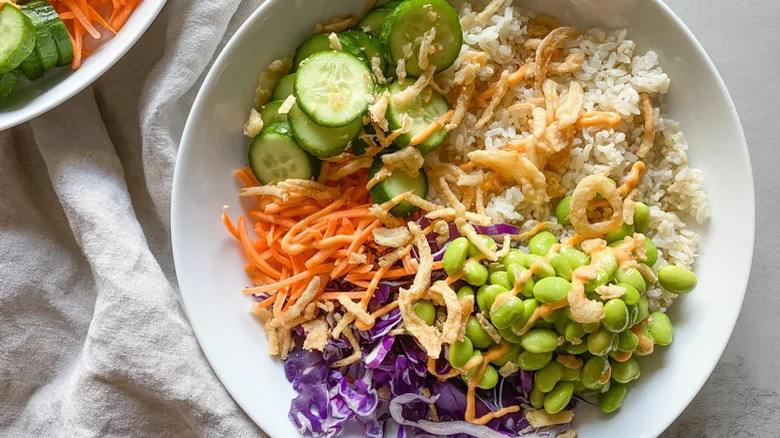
top-left (489, 271), bottom-right (512, 290)
top-left (449, 337), bottom-right (474, 368)
top-left (543, 382), bottom-right (574, 414)
top-left (658, 265), bottom-right (697, 294)
top-left (584, 269), bottom-right (610, 293)
top-left (524, 255), bottom-right (556, 278)
top-left (553, 311), bottom-right (569, 335)
top-left (585, 252), bottom-right (617, 292)
top-left (610, 357), bottom-right (640, 383)
top-left (616, 267), bottom-right (646, 293)
top-left (582, 356), bottom-right (611, 390)
top-left (582, 321), bottom-right (601, 334)
top-left (565, 322), bottom-right (586, 343)
top-left (633, 202), bottom-right (650, 234)
top-left (529, 231), bottom-right (558, 256)
top-left (550, 254), bottom-right (573, 281)
top-left (520, 329), bottom-right (559, 353)
top-left (507, 263), bottom-right (535, 298)
top-left (600, 379), bottom-right (611, 394)
top-left (489, 295), bottom-right (525, 329)
top-left (560, 247), bottom-right (589, 269)
top-left (642, 237), bottom-right (658, 266)
top-left (627, 304), bottom-right (639, 327)
top-left (517, 351), bottom-right (553, 371)
top-left (498, 326), bottom-right (523, 344)
top-left (477, 365), bottom-right (499, 390)
top-left (466, 316), bottom-right (494, 349)
top-left (617, 330), bottom-right (639, 352)
top-left (502, 249), bottom-right (529, 267)
top-left (648, 311), bottom-right (674, 346)
top-left (443, 237), bottom-right (469, 275)
top-left (533, 277), bottom-right (572, 303)
top-left (477, 284), bottom-right (508, 313)
top-left (468, 235), bottom-right (498, 257)
top-left (598, 382), bottom-right (627, 413)
top-left (413, 300), bottom-right (436, 326)
top-left (602, 299), bottom-right (629, 333)
top-left (565, 341), bottom-right (589, 355)
top-left (587, 328), bottom-right (617, 356)
top-left (492, 343), bottom-right (521, 366)
top-left (456, 285), bottom-right (475, 300)
top-left (555, 196), bottom-right (572, 225)
top-left (635, 296), bottom-right (649, 323)
top-left (616, 283), bottom-right (640, 306)
top-left (530, 383), bottom-right (545, 408)
top-left (561, 365), bottom-right (582, 382)
top-left (535, 361), bottom-right (563, 392)
top-left (462, 351), bottom-right (484, 380)
top-left (487, 263), bottom-right (503, 276)
top-left (464, 260), bottom-right (489, 286)
top-left (604, 223), bottom-right (635, 243)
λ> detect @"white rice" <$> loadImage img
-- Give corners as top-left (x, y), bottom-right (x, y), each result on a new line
top-left (438, 0), bottom-right (710, 311)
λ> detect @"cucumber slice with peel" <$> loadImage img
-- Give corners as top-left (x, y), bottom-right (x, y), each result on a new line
top-left (386, 80), bottom-right (450, 154)
top-left (26, 1), bottom-right (72, 67)
top-left (288, 103), bottom-right (362, 158)
top-left (357, 1), bottom-right (403, 34)
top-left (381, 0), bottom-right (463, 76)
top-left (248, 122), bottom-right (321, 184)
top-left (294, 51), bottom-right (374, 127)
top-left (292, 33), bottom-right (366, 69)
top-left (0, 4), bottom-right (37, 73)
top-left (20, 48), bottom-right (45, 80)
top-left (368, 156), bottom-right (428, 217)
top-left (258, 100), bottom-right (288, 125)
top-left (0, 69), bottom-right (20, 100)
top-left (20, 5), bottom-right (58, 71)
top-left (342, 30), bottom-right (387, 74)
top-left (272, 73), bottom-right (295, 101)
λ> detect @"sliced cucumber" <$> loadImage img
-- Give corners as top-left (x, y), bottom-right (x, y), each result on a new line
top-left (381, 0), bottom-right (463, 76)
top-left (368, 156), bottom-right (428, 217)
top-left (272, 73), bottom-right (295, 101)
top-left (342, 30), bottom-right (387, 74)
top-left (294, 51), bottom-right (374, 127)
top-left (292, 33), bottom-right (366, 69)
top-left (20, 5), bottom-right (58, 71)
top-left (248, 122), bottom-right (321, 184)
top-left (20, 50), bottom-right (45, 80)
top-left (0, 4), bottom-right (37, 73)
top-left (258, 100), bottom-right (288, 125)
top-left (26, 1), bottom-right (73, 67)
top-left (357, 1), bottom-right (403, 35)
top-left (386, 80), bottom-right (449, 154)
top-left (288, 102), bottom-right (362, 158)
top-left (0, 69), bottom-right (20, 100)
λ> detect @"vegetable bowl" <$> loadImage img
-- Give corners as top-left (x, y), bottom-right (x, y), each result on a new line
top-left (172, 0), bottom-right (754, 437)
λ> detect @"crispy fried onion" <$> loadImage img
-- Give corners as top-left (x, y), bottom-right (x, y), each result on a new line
top-left (369, 90), bottom-right (390, 131)
top-left (556, 81), bottom-right (584, 126)
top-left (425, 208), bottom-right (493, 226)
top-left (254, 57), bottom-right (293, 108)
top-left (337, 295), bottom-right (373, 325)
top-left (332, 325), bottom-right (362, 367)
top-left (534, 27), bottom-right (579, 89)
top-left (398, 222), bottom-right (438, 356)
top-left (525, 409), bottom-right (574, 428)
top-left (373, 226), bottom-right (413, 248)
top-left (568, 267), bottom-right (605, 324)
top-left (418, 27), bottom-right (437, 71)
top-left (468, 150), bottom-right (548, 204)
top-left (475, 70), bottom-right (511, 129)
top-left (596, 284), bottom-right (626, 300)
top-left (456, 217), bottom-right (498, 261)
top-left (569, 175), bottom-right (624, 238)
top-left (637, 92), bottom-right (656, 157)
top-left (315, 15), bottom-right (356, 33)
top-left (392, 66), bottom-right (436, 106)
top-left (301, 318), bottom-right (329, 351)
top-left (274, 276), bottom-right (322, 327)
top-left (328, 158), bottom-right (373, 181)
top-left (254, 308), bottom-right (293, 359)
top-left (433, 220), bottom-right (450, 245)
top-left (475, 313), bottom-right (503, 344)
top-left (382, 147), bottom-right (425, 177)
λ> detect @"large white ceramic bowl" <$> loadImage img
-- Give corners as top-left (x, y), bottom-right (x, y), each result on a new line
top-left (172, 1), bottom-right (754, 437)
top-left (0, 0), bottom-right (167, 131)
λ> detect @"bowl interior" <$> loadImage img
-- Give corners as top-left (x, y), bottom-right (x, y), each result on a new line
top-left (0, 0), bottom-right (167, 130)
top-left (172, 1), bottom-right (754, 437)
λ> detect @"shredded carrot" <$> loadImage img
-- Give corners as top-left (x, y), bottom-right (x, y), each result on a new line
top-left (50, 0), bottom-right (143, 69)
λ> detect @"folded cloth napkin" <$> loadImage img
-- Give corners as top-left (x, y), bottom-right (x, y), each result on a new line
top-left (0, 1), bottom-right (269, 436)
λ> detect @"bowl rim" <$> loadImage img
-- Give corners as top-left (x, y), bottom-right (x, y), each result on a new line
top-left (0, 0), bottom-right (168, 131)
top-left (172, 0), bottom-right (755, 436)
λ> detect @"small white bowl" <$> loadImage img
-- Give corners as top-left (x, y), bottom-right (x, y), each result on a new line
top-left (172, 0), bottom-right (754, 437)
top-left (0, 0), bottom-right (167, 131)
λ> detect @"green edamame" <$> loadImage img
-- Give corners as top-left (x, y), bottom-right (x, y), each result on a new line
top-left (588, 328), bottom-right (617, 356)
top-left (565, 322), bottom-right (586, 343)
top-left (533, 277), bottom-right (572, 303)
top-left (498, 326), bottom-right (523, 344)
top-left (523, 254), bottom-right (556, 278)
top-left (658, 265), bottom-right (697, 294)
top-left (462, 351), bottom-right (484, 380)
top-left (617, 330), bottom-right (639, 352)
top-left (489, 295), bottom-right (525, 329)
top-left (602, 299), bottom-right (629, 333)
top-left (565, 341), bottom-right (589, 355)
top-left (610, 357), bottom-right (640, 383)
top-left (581, 356), bottom-right (611, 390)
top-left (448, 337), bottom-right (474, 368)
top-left (456, 285), bottom-right (475, 300)
top-left (635, 296), bottom-right (649, 323)
top-left (598, 382), bottom-right (627, 413)
top-left (468, 235), bottom-right (498, 257)
top-left (648, 311), bottom-right (674, 346)
top-left (502, 249), bottom-right (529, 267)
top-left (492, 343), bottom-right (521, 366)
top-left (489, 271), bottom-right (512, 290)
top-left (550, 254), bottom-right (573, 281)
top-left (464, 259), bottom-right (489, 286)
top-left (560, 247), bottom-right (589, 269)
top-left (604, 223), bottom-right (635, 243)
top-left (413, 300), bottom-right (436, 326)
top-left (478, 365), bottom-right (499, 390)
top-left (530, 384), bottom-right (545, 408)
top-left (520, 329), bottom-right (559, 353)
top-left (529, 231), bottom-right (558, 256)
top-left (535, 361), bottom-right (563, 392)
top-left (517, 351), bottom-right (553, 371)
top-left (507, 263), bottom-right (535, 298)
top-left (616, 267), bottom-right (647, 294)
top-left (617, 283), bottom-right (640, 306)
top-left (466, 316), bottom-right (494, 349)
top-left (543, 382), bottom-right (574, 414)
top-left (553, 311), bottom-right (569, 335)
top-left (477, 284), bottom-right (507, 313)
top-left (633, 202), bottom-right (650, 234)
top-left (561, 365), bottom-right (582, 382)
top-left (555, 196), bottom-right (572, 225)
top-left (487, 263), bottom-right (503, 276)
top-left (582, 321), bottom-right (601, 334)
top-left (443, 237), bottom-right (469, 275)
top-left (642, 237), bottom-right (658, 266)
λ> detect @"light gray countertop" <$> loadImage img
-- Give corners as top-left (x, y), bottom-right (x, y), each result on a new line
top-left (661, 1), bottom-right (780, 436)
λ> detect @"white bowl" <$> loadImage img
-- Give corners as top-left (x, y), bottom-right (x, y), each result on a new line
top-left (172, 0), bottom-right (754, 437)
top-left (0, 0), bottom-right (167, 131)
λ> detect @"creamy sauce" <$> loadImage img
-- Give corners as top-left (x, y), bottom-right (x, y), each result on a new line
top-left (464, 343), bottom-right (519, 424)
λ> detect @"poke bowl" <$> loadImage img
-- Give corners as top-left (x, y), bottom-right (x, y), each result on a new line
top-left (172, 0), bottom-right (754, 437)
